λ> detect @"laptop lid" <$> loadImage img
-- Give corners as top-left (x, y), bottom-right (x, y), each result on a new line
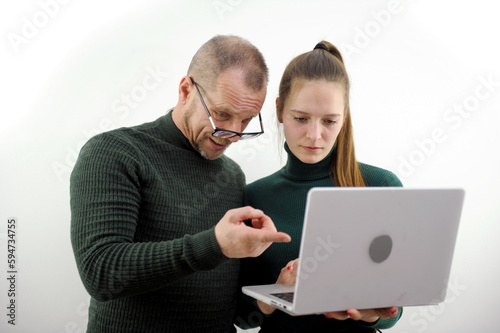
top-left (292, 187), bottom-right (464, 315)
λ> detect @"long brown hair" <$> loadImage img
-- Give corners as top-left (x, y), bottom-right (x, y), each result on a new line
top-left (277, 41), bottom-right (365, 187)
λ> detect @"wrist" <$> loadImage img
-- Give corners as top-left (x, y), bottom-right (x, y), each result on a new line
top-left (214, 223), bottom-right (230, 258)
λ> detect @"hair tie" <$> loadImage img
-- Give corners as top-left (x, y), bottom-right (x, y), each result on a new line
top-left (314, 43), bottom-right (328, 52)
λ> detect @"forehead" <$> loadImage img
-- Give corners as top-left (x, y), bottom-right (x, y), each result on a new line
top-left (287, 80), bottom-right (345, 113)
top-left (209, 69), bottom-right (267, 116)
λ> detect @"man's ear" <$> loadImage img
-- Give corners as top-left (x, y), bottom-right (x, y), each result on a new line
top-left (178, 76), bottom-right (193, 105)
top-left (276, 97), bottom-right (283, 123)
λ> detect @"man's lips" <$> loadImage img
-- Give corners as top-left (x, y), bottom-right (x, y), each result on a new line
top-left (209, 137), bottom-right (230, 150)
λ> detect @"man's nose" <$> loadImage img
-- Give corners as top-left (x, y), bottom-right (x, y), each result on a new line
top-left (228, 135), bottom-right (240, 143)
top-left (228, 120), bottom-right (244, 133)
top-left (224, 121), bottom-right (244, 142)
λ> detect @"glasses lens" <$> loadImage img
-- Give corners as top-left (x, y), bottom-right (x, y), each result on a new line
top-left (213, 130), bottom-right (237, 138)
top-left (239, 133), bottom-right (262, 140)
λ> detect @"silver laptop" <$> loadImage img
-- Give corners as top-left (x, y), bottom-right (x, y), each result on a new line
top-left (242, 187), bottom-right (465, 316)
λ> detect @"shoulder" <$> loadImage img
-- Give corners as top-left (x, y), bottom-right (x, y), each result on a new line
top-left (78, 117), bottom-right (168, 162)
top-left (79, 127), bottom-right (141, 161)
top-left (358, 162), bottom-right (403, 187)
top-left (72, 129), bottom-right (143, 181)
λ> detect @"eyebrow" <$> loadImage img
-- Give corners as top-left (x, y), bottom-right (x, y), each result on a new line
top-left (212, 106), bottom-right (258, 120)
top-left (289, 109), bottom-right (342, 117)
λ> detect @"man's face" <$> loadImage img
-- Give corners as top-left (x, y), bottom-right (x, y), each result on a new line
top-left (184, 69), bottom-right (267, 160)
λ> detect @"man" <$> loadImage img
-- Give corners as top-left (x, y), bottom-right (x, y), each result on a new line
top-left (70, 35), bottom-right (290, 332)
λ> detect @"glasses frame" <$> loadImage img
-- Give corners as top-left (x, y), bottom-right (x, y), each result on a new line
top-left (189, 77), bottom-right (264, 140)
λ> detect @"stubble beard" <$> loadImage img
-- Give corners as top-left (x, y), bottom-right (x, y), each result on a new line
top-left (197, 136), bottom-right (226, 160)
top-left (183, 105), bottom-right (229, 160)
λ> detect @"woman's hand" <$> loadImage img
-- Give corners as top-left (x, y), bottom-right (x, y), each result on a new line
top-left (323, 307), bottom-right (399, 323)
top-left (256, 258), bottom-right (400, 322)
top-left (257, 259), bottom-right (300, 315)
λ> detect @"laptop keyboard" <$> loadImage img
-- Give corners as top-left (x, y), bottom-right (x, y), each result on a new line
top-left (271, 292), bottom-right (294, 303)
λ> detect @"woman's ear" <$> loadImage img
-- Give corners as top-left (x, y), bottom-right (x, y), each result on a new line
top-left (276, 97), bottom-right (283, 123)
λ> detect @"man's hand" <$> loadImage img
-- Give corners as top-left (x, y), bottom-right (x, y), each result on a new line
top-left (214, 206), bottom-right (291, 258)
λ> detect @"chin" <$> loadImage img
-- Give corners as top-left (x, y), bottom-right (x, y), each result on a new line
top-left (199, 145), bottom-right (226, 160)
top-left (200, 151), bottom-right (224, 160)
top-left (195, 136), bottom-right (226, 160)
top-left (298, 155), bottom-right (326, 164)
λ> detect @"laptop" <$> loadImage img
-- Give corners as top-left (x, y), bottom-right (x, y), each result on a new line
top-left (242, 187), bottom-right (465, 316)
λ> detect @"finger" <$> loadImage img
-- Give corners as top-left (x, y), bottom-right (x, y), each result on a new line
top-left (286, 258), bottom-right (300, 273)
top-left (251, 218), bottom-right (264, 229)
top-left (376, 307), bottom-right (399, 319)
top-left (238, 208), bottom-right (277, 233)
top-left (323, 311), bottom-right (350, 320)
top-left (230, 206), bottom-right (265, 222)
top-left (345, 309), bottom-right (360, 320)
top-left (390, 307), bottom-right (399, 317)
top-left (250, 215), bottom-right (278, 231)
top-left (252, 214), bottom-right (278, 232)
top-left (246, 227), bottom-right (291, 243)
top-left (349, 308), bottom-right (384, 322)
top-left (277, 264), bottom-right (298, 284)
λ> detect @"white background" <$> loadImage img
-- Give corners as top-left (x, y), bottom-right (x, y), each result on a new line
top-left (1, 0), bottom-right (499, 332)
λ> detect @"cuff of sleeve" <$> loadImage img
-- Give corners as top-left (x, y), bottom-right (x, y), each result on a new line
top-left (359, 307), bottom-right (403, 329)
top-left (183, 226), bottom-right (228, 271)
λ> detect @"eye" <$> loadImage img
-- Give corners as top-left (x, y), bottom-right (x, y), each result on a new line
top-left (294, 117), bottom-right (307, 123)
top-left (212, 111), bottom-right (230, 121)
top-left (242, 117), bottom-right (253, 125)
top-left (323, 119), bottom-right (338, 125)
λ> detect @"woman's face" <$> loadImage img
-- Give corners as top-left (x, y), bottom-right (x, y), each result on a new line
top-left (278, 80), bottom-right (345, 164)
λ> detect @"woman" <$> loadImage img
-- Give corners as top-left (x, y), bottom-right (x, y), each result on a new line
top-left (235, 41), bottom-right (403, 332)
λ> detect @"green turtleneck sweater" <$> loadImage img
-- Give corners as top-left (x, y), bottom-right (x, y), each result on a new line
top-left (70, 110), bottom-right (244, 332)
top-left (235, 144), bottom-right (403, 332)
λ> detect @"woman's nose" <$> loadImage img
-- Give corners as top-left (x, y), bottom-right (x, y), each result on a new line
top-left (306, 122), bottom-right (321, 140)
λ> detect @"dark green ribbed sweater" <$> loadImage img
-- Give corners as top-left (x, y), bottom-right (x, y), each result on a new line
top-left (236, 144), bottom-right (403, 332)
top-left (70, 110), bottom-right (244, 332)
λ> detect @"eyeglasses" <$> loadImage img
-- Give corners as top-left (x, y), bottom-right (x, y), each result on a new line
top-left (190, 77), bottom-right (264, 140)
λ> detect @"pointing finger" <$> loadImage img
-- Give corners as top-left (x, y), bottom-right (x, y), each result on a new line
top-left (247, 228), bottom-right (291, 243)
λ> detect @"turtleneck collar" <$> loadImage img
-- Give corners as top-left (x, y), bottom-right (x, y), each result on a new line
top-left (160, 109), bottom-right (198, 153)
top-left (281, 142), bottom-right (334, 181)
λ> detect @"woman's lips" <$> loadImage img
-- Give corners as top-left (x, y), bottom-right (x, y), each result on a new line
top-left (301, 145), bottom-right (322, 152)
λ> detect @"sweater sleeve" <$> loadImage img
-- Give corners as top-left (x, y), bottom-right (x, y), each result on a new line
top-left (70, 134), bottom-right (227, 302)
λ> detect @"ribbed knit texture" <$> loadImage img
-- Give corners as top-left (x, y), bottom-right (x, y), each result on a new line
top-left (70, 110), bottom-right (245, 332)
top-left (235, 144), bottom-right (403, 332)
